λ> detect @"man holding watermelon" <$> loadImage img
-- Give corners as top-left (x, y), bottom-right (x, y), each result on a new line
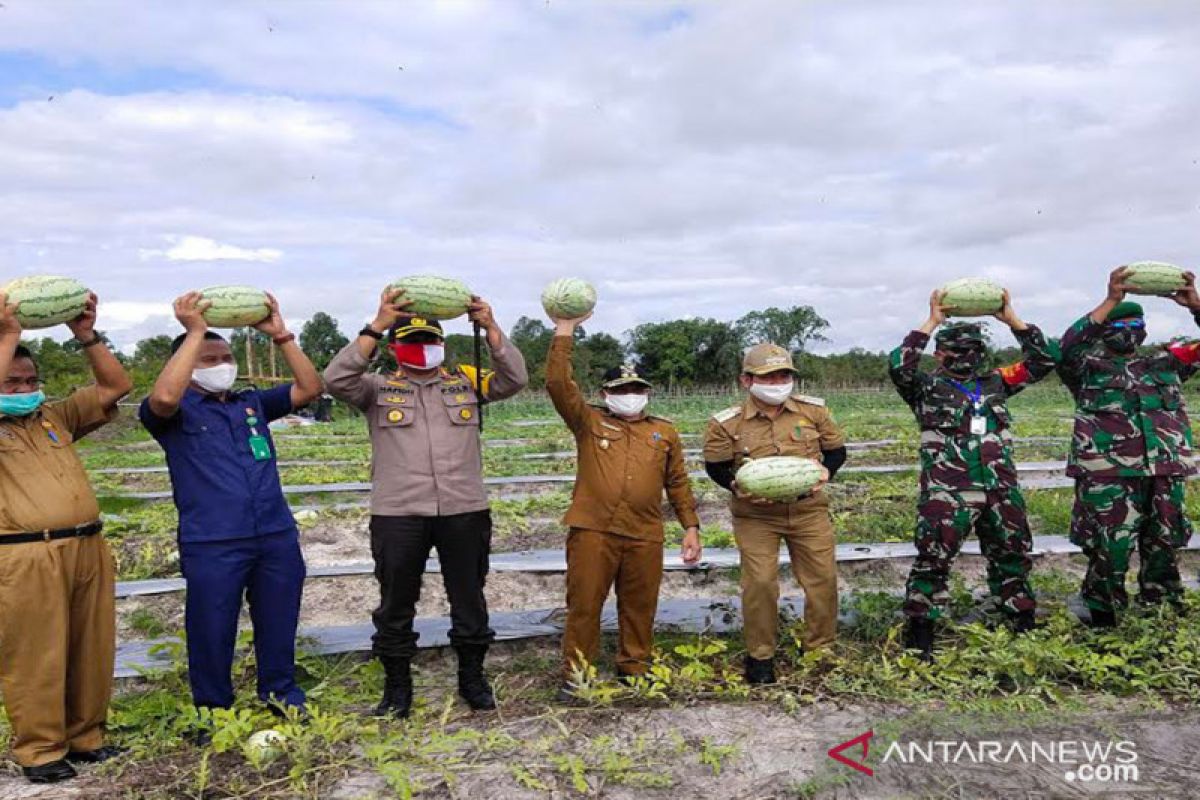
top-left (0, 289), bottom-right (132, 784)
top-left (324, 285), bottom-right (528, 719)
top-left (1058, 266), bottom-right (1200, 627)
top-left (140, 291), bottom-right (324, 723)
top-left (704, 343), bottom-right (846, 684)
top-left (889, 289), bottom-right (1056, 660)
top-left (544, 309), bottom-right (702, 696)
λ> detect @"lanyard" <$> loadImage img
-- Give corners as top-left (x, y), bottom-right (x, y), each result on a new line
top-left (945, 378), bottom-right (982, 407)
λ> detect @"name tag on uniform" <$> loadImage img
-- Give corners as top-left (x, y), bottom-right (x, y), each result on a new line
top-left (249, 434), bottom-right (273, 461)
top-left (969, 415), bottom-right (987, 435)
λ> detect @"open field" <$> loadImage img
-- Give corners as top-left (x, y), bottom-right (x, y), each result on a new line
top-left (4, 382), bottom-right (1200, 799)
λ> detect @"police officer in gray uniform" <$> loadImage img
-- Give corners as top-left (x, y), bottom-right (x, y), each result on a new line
top-left (324, 287), bottom-right (528, 718)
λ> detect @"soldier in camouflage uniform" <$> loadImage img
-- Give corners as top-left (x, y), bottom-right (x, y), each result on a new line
top-left (1059, 266), bottom-right (1200, 627)
top-left (889, 289), bottom-right (1057, 659)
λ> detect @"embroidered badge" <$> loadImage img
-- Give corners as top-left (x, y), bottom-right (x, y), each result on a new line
top-left (387, 409), bottom-right (404, 423)
top-left (600, 439), bottom-right (610, 450)
top-left (459, 408), bottom-right (473, 420)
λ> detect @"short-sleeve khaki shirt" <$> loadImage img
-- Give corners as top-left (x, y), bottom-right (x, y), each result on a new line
top-left (0, 386), bottom-right (116, 535)
top-left (703, 394), bottom-right (845, 519)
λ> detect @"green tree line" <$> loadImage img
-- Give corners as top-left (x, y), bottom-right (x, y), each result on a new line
top-left (20, 303), bottom-right (1053, 397)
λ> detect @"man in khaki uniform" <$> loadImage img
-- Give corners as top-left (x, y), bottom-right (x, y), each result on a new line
top-left (324, 287), bottom-right (527, 719)
top-left (703, 344), bottom-right (847, 684)
top-left (546, 310), bottom-right (701, 692)
top-left (0, 290), bottom-right (132, 784)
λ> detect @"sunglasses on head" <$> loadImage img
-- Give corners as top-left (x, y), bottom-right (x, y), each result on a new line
top-left (1108, 319), bottom-right (1145, 330)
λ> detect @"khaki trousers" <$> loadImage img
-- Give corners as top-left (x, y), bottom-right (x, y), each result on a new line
top-left (562, 529), bottom-right (663, 677)
top-left (734, 505), bottom-right (837, 659)
top-left (0, 534), bottom-right (115, 766)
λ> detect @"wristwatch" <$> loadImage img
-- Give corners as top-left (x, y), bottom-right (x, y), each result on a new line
top-left (79, 335), bottom-right (104, 349)
top-left (272, 333), bottom-right (296, 346)
top-left (358, 326), bottom-right (384, 341)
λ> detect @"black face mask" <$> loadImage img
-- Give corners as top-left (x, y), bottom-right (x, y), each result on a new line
top-left (1102, 327), bottom-right (1146, 355)
top-left (941, 349), bottom-right (985, 377)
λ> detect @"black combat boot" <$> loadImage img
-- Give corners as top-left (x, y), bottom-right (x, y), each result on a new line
top-left (743, 656), bottom-right (776, 685)
top-left (455, 644), bottom-right (497, 711)
top-left (1086, 609), bottom-right (1117, 629)
top-left (905, 618), bottom-right (935, 662)
top-left (1011, 610), bottom-right (1037, 634)
top-left (373, 658), bottom-right (413, 719)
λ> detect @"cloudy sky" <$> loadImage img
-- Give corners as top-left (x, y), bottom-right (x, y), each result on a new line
top-left (3, 1), bottom-right (1200, 354)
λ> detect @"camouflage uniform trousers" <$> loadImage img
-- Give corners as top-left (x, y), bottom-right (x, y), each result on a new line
top-left (1070, 476), bottom-right (1191, 613)
top-left (904, 487), bottom-right (1036, 620)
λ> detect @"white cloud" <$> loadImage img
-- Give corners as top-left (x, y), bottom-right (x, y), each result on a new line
top-left (146, 236), bottom-right (283, 263)
top-left (2, 2), bottom-right (1200, 355)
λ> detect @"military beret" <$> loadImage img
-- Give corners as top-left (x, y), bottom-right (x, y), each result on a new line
top-left (1106, 301), bottom-right (1144, 322)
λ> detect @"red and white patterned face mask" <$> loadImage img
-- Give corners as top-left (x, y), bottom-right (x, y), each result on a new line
top-left (390, 343), bottom-right (445, 369)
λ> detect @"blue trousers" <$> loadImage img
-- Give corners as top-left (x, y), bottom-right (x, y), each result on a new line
top-left (179, 528), bottom-right (306, 709)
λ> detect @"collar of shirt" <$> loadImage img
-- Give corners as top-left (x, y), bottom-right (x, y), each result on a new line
top-left (742, 396), bottom-right (800, 420)
top-left (397, 368), bottom-right (446, 386)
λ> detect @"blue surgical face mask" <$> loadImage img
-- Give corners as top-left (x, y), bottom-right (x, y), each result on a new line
top-left (0, 390), bottom-right (46, 417)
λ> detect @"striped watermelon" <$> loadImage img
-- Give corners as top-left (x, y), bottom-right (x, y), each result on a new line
top-left (387, 275), bottom-right (472, 320)
top-left (1124, 261), bottom-right (1188, 296)
top-left (940, 277), bottom-right (1005, 317)
top-left (2, 275), bottom-right (90, 329)
top-left (198, 285), bottom-right (271, 328)
top-left (541, 277), bottom-right (597, 319)
top-left (735, 457), bottom-right (826, 502)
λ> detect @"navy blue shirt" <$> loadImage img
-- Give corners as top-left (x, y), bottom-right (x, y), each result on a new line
top-left (140, 385), bottom-right (296, 543)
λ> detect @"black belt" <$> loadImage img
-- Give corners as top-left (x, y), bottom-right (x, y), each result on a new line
top-left (0, 521), bottom-right (103, 545)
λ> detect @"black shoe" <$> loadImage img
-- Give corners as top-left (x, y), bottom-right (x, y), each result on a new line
top-left (743, 656), bottom-right (776, 685)
top-left (1087, 609), bottom-right (1117, 629)
top-left (22, 760), bottom-right (77, 784)
top-left (905, 618), bottom-right (935, 662)
top-left (455, 644), bottom-right (497, 711)
top-left (374, 657), bottom-right (414, 719)
top-left (1011, 611), bottom-right (1037, 634)
top-left (66, 745), bottom-right (125, 764)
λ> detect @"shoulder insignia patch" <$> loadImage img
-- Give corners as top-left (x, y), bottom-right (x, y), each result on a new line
top-left (712, 405), bottom-right (742, 423)
top-left (791, 394), bottom-right (826, 407)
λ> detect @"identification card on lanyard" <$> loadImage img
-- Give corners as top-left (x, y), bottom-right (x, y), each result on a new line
top-left (245, 411), bottom-right (273, 462)
top-left (948, 379), bottom-right (987, 436)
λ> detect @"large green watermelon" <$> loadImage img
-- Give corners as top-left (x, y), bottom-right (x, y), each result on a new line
top-left (735, 457), bottom-right (826, 502)
top-left (940, 277), bottom-right (1004, 317)
top-left (2, 275), bottom-right (90, 329)
top-left (1124, 261), bottom-right (1188, 296)
top-left (198, 285), bottom-right (271, 328)
top-left (541, 277), bottom-right (597, 319)
top-left (387, 275), bottom-right (472, 320)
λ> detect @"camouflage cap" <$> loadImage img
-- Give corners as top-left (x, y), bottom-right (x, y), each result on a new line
top-left (1106, 301), bottom-right (1144, 322)
top-left (934, 323), bottom-right (985, 351)
top-left (742, 343), bottom-right (797, 376)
